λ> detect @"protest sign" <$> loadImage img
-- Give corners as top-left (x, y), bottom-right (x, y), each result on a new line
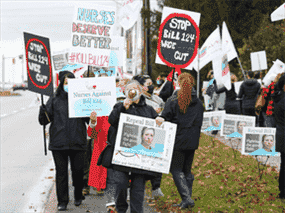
top-left (90, 66), bottom-right (116, 77)
top-left (69, 4), bottom-right (116, 67)
top-left (202, 111), bottom-right (225, 132)
top-left (271, 3), bottom-right (285, 22)
top-left (263, 59), bottom-right (285, 86)
top-left (241, 127), bottom-right (278, 156)
top-left (52, 53), bottom-right (68, 71)
top-left (118, 0), bottom-right (142, 30)
top-left (24, 32), bottom-right (53, 96)
top-left (202, 81), bottom-right (213, 111)
top-left (109, 36), bottom-right (124, 67)
top-left (250, 51), bottom-right (268, 71)
top-left (202, 80), bottom-right (225, 111)
top-left (155, 6), bottom-right (200, 71)
top-left (68, 76), bottom-right (116, 117)
top-left (220, 114), bottom-right (256, 138)
top-left (112, 113), bottom-right (177, 174)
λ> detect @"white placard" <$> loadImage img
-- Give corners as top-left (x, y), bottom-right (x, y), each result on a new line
top-left (201, 111), bottom-right (225, 132)
top-left (68, 77), bottom-right (116, 117)
top-left (69, 3), bottom-right (117, 67)
top-left (271, 3), bottom-right (285, 22)
top-left (263, 59), bottom-right (285, 86)
top-left (220, 114), bottom-right (256, 138)
top-left (155, 6), bottom-right (201, 70)
top-left (250, 51), bottom-right (268, 71)
top-left (242, 127), bottom-right (278, 156)
top-left (112, 113), bottom-right (177, 174)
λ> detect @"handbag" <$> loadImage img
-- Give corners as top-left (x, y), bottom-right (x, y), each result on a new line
top-left (97, 142), bottom-right (114, 168)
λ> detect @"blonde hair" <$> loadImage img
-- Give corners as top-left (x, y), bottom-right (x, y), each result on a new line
top-left (177, 73), bottom-right (195, 114)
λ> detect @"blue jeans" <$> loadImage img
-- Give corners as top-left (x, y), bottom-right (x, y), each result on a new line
top-left (113, 170), bottom-right (146, 213)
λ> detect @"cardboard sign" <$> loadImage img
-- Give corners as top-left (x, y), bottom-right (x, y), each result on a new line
top-left (242, 127), bottom-right (278, 156)
top-left (250, 51), bottom-right (268, 71)
top-left (24, 32), bottom-right (53, 96)
top-left (263, 59), bottom-right (285, 86)
top-left (69, 4), bottom-right (117, 67)
top-left (201, 111), bottom-right (225, 132)
top-left (112, 113), bottom-right (177, 174)
top-left (155, 6), bottom-right (200, 70)
top-left (68, 77), bottom-right (116, 117)
top-left (52, 53), bottom-right (68, 71)
top-left (220, 114), bottom-right (256, 138)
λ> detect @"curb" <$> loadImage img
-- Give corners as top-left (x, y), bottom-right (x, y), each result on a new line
top-left (20, 160), bottom-right (55, 213)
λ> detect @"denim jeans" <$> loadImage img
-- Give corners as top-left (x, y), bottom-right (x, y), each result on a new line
top-left (113, 170), bottom-right (146, 213)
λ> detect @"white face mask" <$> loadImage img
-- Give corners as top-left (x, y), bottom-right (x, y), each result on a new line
top-left (63, 85), bottom-right (68, 93)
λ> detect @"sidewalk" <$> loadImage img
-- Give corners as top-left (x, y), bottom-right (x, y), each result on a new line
top-left (43, 171), bottom-right (156, 213)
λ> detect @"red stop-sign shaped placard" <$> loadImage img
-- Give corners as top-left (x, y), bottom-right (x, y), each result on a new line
top-left (157, 13), bottom-right (200, 69)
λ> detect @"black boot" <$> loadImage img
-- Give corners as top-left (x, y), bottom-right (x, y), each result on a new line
top-left (74, 186), bottom-right (85, 206)
top-left (186, 173), bottom-right (195, 198)
top-left (172, 172), bottom-right (195, 208)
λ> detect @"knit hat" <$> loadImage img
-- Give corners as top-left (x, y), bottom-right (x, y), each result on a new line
top-left (59, 71), bottom-right (75, 83)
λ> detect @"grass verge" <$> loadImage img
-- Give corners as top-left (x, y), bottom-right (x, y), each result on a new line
top-left (145, 133), bottom-right (285, 213)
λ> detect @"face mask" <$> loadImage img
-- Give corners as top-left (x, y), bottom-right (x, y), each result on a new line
top-left (127, 89), bottom-right (140, 101)
top-left (63, 85), bottom-right (68, 93)
top-left (156, 80), bottom-right (160, 84)
top-left (147, 85), bottom-right (154, 95)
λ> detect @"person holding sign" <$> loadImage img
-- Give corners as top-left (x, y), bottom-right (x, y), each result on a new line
top-left (216, 74), bottom-right (241, 114)
top-left (107, 80), bottom-right (161, 213)
top-left (156, 73), bottom-right (204, 209)
top-left (273, 74), bottom-right (285, 200)
top-left (38, 71), bottom-right (97, 211)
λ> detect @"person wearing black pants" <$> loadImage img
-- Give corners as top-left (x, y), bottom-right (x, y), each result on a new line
top-left (38, 71), bottom-right (97, 211)
top-left (156, 73), bottom-right (204, 209)
top-left (52, 150), bottom-right (85, 205)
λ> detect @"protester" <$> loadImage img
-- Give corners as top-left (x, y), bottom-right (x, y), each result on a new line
top-left (158, 73), bottom-right (174, 102)
top-left (132, 75), bottom-right (164, 199)
top-left (38, 71), bottom-right (97, 211)
top-left (88, 73), bottom-right (111, 195)
top-left (273, 74), bottom-right (285, 200)
top-left (133, 75), bottom-right (165, 114)
top-left (156, 73), bottom-right (204, 209)
top-left (237, 71), bottom-right (261, 125)
top-left (107, 80), bottom-right (161, 213)
top-left (216, 74), bottom-right (241, 114)
top-left (82, 69), bottom-right (96, 196)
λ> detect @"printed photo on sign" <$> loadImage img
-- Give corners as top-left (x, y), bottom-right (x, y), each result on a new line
top-left (220, 114), bottom-right (256, 138)
top-left (202, 111), bottom-right (225, 132)
top-left (68, 77), bottom-right (116, 118)
top-left (90, 66), bottom-right (116, 77)
top-left (112, 113), bottom-right (177, 174)
top-left (120, 124), bottom-right (165, 158)
top-left (241, 127), bottom-right (278, 156)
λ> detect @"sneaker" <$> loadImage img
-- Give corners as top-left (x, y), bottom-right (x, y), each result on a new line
top-left (152, 188), bottom-right (164, 199)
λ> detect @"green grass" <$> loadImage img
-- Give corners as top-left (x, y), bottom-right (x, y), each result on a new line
top-left (145, 133), bottom-right (285, 213)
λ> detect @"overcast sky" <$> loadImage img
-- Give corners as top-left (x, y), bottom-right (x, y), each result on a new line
top-left (0, 0), bottom-right (159, 83)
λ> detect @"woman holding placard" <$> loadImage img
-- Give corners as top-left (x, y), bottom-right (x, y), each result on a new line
top-left (38, 71), bottom-right (97, 211)
top-left (107, 80), bottom-right (161, 213)
top-left (156, 73), bottom-right (204, 209)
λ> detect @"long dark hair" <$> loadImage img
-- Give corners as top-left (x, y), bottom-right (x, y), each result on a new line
top-left (177, 73), bottom-right (195, 114)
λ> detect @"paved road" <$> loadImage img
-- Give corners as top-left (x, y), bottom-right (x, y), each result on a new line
top-left (0, 90), bottom-right (53, 213)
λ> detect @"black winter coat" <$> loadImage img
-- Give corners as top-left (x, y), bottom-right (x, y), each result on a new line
top-left (38, 91), bottom-right (89, 151)
top-left (237, 79), bottom-right (261, 108)
top-left (274, 92), bottom-right (285, 153)
top-left (160, 91), bottom-right (204, 150)
top-left (159, 81), bottom-right (174, 102)
top-left (108, 95), bottom-right (161, 179)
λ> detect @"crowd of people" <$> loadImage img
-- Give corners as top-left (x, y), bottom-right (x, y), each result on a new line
top-left (38, 68), bottom-right (285, 212)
